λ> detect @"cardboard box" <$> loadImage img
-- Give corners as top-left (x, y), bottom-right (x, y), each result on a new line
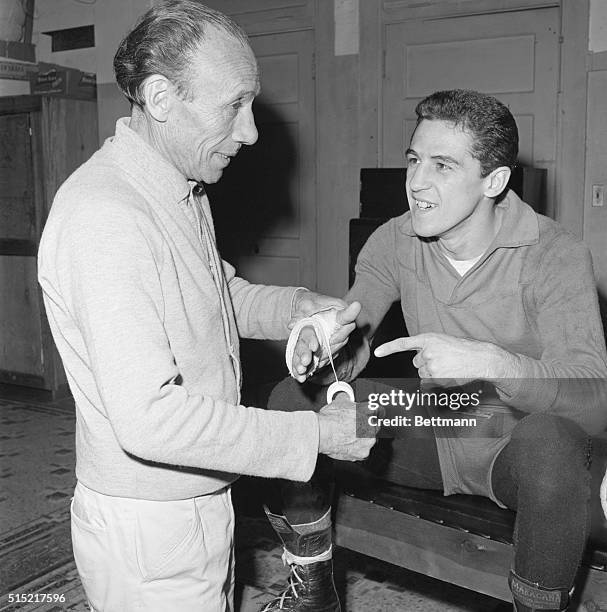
top-left (30, 62), bottom-right (96, 100)
top-left (0, 58), bottom-right (36, 81)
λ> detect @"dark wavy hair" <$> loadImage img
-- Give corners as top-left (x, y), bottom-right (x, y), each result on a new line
top-left (414, 89), bottom-right (518, 177)
top-left (114, 0), bottom-right (249, 107)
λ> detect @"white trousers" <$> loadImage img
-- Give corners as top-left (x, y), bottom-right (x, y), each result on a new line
top-left (71, 481), bottom-right (235, 612)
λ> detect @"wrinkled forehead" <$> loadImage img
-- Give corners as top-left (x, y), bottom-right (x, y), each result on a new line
top-left (190, 27), bottom-right (259, 91)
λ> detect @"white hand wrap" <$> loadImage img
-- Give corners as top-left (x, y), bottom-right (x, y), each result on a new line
top-left (285, 307), bottom-right (355, 403)
top-left (285, 307), bottom-right (340, 378)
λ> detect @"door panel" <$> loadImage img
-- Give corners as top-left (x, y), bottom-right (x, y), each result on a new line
top-left (0, 114), bottom-right (36, 244)
top-left (382, 7), bottom-right (559, 212)
top-left (404, 35), bottom-right (536, 97)
top-left (0, 256), bottom-right (43, 379)
top-left (0, 112), bottom-right (44, 382)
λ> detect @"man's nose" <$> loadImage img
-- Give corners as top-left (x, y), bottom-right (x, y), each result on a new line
top-left (407, 163), bottom-right (430, 192)
top-left (233, 106), bottom-right (258, 146)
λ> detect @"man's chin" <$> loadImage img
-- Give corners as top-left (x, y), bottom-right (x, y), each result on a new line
top-left (410, 219), bottom-right (439, 239)
top-left (200, 170), bottom-right (224, 185)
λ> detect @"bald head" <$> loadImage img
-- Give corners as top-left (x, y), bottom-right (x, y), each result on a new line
top-left (114, 0), bottom-right (250, 108)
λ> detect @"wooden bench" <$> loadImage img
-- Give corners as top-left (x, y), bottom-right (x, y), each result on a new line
top-left (333, 435), bottom-right (607, 611)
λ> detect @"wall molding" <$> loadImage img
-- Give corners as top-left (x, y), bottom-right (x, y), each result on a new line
top-left (382, 0), bottom-right (559, 22)
top-left (207, 1), bottom-right (315, 36)
top-left (216, 0), bottom-right (308, 15)
top-left (556, 0), bottom-right (589, 235)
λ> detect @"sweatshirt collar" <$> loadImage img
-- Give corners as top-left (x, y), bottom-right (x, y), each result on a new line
top-left (398, 189), bottom-right (539, 248)
top-left (103, 117), bottom-right (192, 206)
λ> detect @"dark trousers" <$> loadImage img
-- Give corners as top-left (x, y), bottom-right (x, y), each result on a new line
top-left (267, 377), bottom-right (593, 590)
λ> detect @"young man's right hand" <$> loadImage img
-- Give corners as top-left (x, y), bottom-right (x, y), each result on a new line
top-left (289, 301), bottom-right (361, 382)
top-left (317, 397), bottom-right (377, 461)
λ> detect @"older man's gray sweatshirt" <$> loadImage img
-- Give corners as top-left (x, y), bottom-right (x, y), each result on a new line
top-left (38, 119), bottom-right (319, 501)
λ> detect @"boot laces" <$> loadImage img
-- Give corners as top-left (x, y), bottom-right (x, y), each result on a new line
top-left (260, 563), bottom-right (305, 611)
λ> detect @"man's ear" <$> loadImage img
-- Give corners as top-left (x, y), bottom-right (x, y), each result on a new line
top-left (484, 166), bottom-right (511, 199)
top-left (140, 74), bottom-right (172, 122)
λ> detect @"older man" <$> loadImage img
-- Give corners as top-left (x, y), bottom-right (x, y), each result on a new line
top-left (261, 90), bottom-right (607, 612)
top-left (37, 2), bottom-right (373, 610)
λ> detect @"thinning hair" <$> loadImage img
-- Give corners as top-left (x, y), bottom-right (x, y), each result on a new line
top-left (415, 89), bottom-right (519, 177)
top-left (114, 0), bottom-right (249, 107)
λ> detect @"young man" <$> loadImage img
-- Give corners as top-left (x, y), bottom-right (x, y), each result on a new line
top-left (37, 2), bottom-right (374, 610)
top-left (262, 90), bottom-right (607, 612)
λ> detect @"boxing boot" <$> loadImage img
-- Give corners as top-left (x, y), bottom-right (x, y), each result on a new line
top-left (259, 507), bottom-right (340, 612)
top-left (509, 570), bottom-right (572, 611)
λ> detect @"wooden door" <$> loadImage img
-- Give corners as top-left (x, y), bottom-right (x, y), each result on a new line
top-left (381, 6), bottom-right (559, 214)
top-left (208, 29), bottom-right (316, 290)
top-left (0, 96), bottom-right (98, 394)
top-left (0, 109), bottom-right (45, 385)
top-left (206, 28), bottom-right (317, 388)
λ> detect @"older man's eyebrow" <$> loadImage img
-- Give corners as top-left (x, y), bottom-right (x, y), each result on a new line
top-left (226, 88), bottom-right (258, 105)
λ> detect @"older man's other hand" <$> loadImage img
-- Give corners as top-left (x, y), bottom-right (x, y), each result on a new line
top-left (317, 397), bottom-right (377, 461)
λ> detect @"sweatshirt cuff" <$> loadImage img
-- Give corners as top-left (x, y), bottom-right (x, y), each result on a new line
top-left (284, 409), bottom-right (320, 481)
top-left (290, 287), bottom-right (309, 319)
top-left (494, 355), bottom-right (559, 412)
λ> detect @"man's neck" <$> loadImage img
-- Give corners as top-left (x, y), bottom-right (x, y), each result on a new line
top-left (129, 108), bottom-right (156, 146)
top-left (437, 200), bottom-right (503, 261)
top-left (128, 108), bottom-right (175, 170)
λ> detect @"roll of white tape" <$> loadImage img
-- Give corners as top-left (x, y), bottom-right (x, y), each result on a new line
top-left (326, 380), bottom-right (355, 403)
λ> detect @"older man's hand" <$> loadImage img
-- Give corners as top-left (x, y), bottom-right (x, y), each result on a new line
top-left (317, 397), bottom-right (377, 461)
top-left (374, 332), bottom-right (520, 385)
top-left (289, 290), bottom-right (361, 382)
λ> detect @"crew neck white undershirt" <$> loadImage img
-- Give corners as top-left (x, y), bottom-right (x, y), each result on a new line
top-left (443, 252), bottom-right (484, 276)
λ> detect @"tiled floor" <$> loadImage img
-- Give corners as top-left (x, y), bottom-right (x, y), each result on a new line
top-left (0, 387), bottom-right (507, 611)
